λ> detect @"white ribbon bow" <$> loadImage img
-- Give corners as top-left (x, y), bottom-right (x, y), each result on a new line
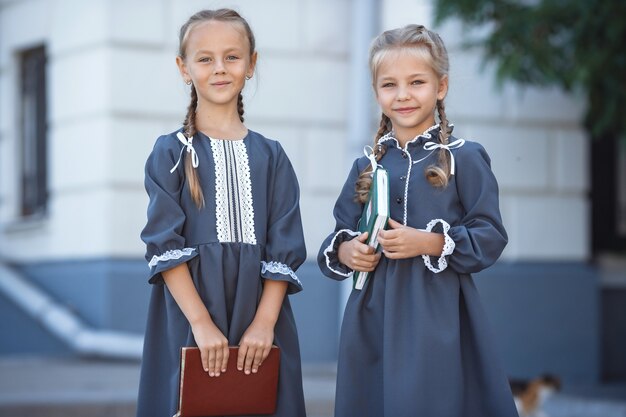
top-left (421, 138), bottom-right (465, 175)
top-left (364, 145), bottom-right (378, 175)
top-left (170, 132), bottom-right (199, 173)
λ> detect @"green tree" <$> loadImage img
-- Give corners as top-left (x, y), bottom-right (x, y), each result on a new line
top-left (433, 0), bottom-right (626, 138)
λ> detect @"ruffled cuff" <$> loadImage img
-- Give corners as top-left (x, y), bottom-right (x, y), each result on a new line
top-left (147, 247), bottom-right (198, 284)
top-left (421, 219), bottom-right (455, 274)
top-left (322, 229), bottom-right (360, 278)
top-left (261, 261), bottom-right (303, 294)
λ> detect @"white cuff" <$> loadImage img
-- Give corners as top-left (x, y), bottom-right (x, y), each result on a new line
top-left (261, 261), bottom-right (302, 286)
top-left (323, 229), bottom-right (360, 277)
top-left (421, 219), bottom-right (455, 273)
top-left (148, 247), bottom-right (196, 269)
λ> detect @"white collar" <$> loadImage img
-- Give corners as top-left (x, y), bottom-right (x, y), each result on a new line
top-left (377, 124), bottom-right (448, 150)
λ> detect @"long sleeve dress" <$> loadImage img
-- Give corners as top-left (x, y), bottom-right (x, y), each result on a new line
top-left (138, 129), bottom-right (307, 417)
top-left (317, 125), bottom-right (518, 417)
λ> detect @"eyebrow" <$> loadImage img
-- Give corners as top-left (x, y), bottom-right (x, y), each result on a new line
top-left (378, 73), bottom-right (429, 81)
top-left (194, 47), bottom-right (244, 56)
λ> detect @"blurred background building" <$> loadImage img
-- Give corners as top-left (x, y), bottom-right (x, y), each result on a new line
top-left (0, 0), bottom-right (624, 393)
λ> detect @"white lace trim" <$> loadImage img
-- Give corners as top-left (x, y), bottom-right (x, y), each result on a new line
top-left (323, 229), bottom-right (360, 277)
top-left (212, 139), bottom-right (230, 242)
top-left (421, 219), bottom-right (455, 273)
top-left (376, 124), bottom-right (442, 150)
top-left (232, 140), bottom-right (256, 244)
top-left (402, 150), bottom-right (413, 225)
top-left (261, 261), bottom-right (302, 286)
top-left (148, 247), bottom-right (196, 269)
top-left (210, 138), bottom-right (257, 244)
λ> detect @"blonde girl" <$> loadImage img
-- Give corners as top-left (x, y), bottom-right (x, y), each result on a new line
top-left (138, 9), bottom-right (307, 417)
top-left (318, 24), bottom-right (518, 417)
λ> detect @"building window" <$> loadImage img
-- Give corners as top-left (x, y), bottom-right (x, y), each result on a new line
top-left (617, 139), bottom-right (626, 237)
top-left (20, 45), bottom-right (48, 217)
top-left (592, 135), bottom-right (626, 254)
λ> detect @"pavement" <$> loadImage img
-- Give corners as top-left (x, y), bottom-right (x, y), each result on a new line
top-left (0, 356), bottom-right (625, 417)
top-left (0, 356), bottom-right (335, 417)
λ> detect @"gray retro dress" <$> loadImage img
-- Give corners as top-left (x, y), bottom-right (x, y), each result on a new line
top-left (138, 129), bottom-right (307, 417)
top-left (318, 125), bottom-right (518, 417)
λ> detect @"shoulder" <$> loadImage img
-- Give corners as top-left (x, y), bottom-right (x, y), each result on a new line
top-left (453, 136), bottom-right (492, 167)
top-left (150, 128), bottom-right (185, 158)
top-left (247, 129), bottom-right (290, 160)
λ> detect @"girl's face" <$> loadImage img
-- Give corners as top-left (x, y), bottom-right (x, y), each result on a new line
top-left (177, 20), bottom-right (256, 112)
top-left (374, 49), bottom-right (447, 142)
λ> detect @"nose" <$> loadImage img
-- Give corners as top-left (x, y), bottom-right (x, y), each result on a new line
top-left (396, 87), bottom-right (410, 101)
top-left (214, 60), bottom-right (226, 74)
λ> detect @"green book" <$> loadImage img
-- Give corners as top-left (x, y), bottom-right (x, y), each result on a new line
top-left (353, 167), bottom-right (390, 290)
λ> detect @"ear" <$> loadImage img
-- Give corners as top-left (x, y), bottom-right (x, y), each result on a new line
top-left (246, 51), bottom-right (258, 79)
top-left (437, 75), bottom-right (449, 101)
top-left (176, 56), bottom-right (191, 83)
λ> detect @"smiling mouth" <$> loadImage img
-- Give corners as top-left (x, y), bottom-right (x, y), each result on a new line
top-left (212, 81), bottom-right (231, 86)
top-left (394, 107), bottom-right (417, 114)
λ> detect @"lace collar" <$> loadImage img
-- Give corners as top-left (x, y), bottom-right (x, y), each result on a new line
top-left (377, 124), bottom-right (454, 150)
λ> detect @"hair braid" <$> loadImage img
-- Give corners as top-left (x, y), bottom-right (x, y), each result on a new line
top-left (237, 92), bottom-right (245, 122)
top-left (424, 100), bottom-right (451, 187)
top-left (355, 113), bottom-right (390, 203)
top-left (183, 85), bottom-right (198, 137)
top-left (182, 85), bottom-right (205, 208)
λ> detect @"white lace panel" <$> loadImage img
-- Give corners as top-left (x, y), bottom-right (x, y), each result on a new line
top-left (261, 261), bottom-right (302, 286)
top-left (210, 139), bottom-right (257, 244)
top-left (421, 219), bottom-right (455, 273)
top-left (148, 248), bottom-right (196, 269)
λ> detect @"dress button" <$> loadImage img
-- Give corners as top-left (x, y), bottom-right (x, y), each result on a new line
top-left (402, 153), bottom-right (408, 159)
top-left (400, 176), bottom-right (406, 180)
top-left (396, 197), bottom-right (402, 204)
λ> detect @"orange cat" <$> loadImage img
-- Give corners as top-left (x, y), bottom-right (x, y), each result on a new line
top-left (510, 374), bottom-right (561, 417)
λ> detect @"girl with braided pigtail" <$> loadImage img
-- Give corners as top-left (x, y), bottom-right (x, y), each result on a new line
top-left (318, 24), bottom-right (517, 417)
top-left (139, 8), bottom-right (307, 417)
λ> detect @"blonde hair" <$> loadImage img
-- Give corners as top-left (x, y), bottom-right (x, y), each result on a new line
top-left (356, 24), bottom-right (452, 203)
top-left (178, 9), bottom-right (256, 208)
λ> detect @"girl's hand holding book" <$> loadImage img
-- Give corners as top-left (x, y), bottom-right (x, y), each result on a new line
top-left (378, 219), bottom-right (445, 260)
top-left (191, 317), bottom-right (229, 377)
top-left (237, 320), bottom-right (274, 375)
top-left (338, 232), bottom-right (382, 272)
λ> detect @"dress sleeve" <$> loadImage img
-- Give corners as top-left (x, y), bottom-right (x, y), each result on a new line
top-left (261, 143), bottom-right (307, 295)
top-left (440, 142), bottom-right (508, 274)
top-left (140, 135), bottom-right (198, 284)
top-left (317, 159), bottom-right (364, 281)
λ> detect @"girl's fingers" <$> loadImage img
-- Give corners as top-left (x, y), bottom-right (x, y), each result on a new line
top-left (237, 345), bottom-right (248, 371)
top-left (208, 348), bottom-right (217, 377)
top-left (251, 346), bottom-right (265, 374)
top-left (200, 349), bottom-right (210, 373)
top-left (354, 255), bottom-right (381, 271)
top-left (221, 345), bottom-right (229, 373)
top-left (244, 346), bottom-right (256, 375)
top-left (258, 346), bottom-right (272, 368)
top-left (387, 218), bottom-right (403, 228)
top-left (213, 348), bottom-right (223, 377)
top-left (383, 250), bottom-right (405, 259)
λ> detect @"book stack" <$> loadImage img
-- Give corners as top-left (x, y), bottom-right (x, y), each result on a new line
top-left (353, 167), bottom-right (390, 290)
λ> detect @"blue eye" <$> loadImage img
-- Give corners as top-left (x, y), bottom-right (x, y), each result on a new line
top-left (226, 55), bottom-right (239, 61)
top-left (199, 57), bottom-right (212, 63)
top-left (411, 80), bottom-right (425, 85)
top-left (382, 83), bottom-right (394, 88)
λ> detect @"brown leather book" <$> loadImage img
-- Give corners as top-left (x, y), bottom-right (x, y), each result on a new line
top-left (174, 346), bottom-right (280, 417)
